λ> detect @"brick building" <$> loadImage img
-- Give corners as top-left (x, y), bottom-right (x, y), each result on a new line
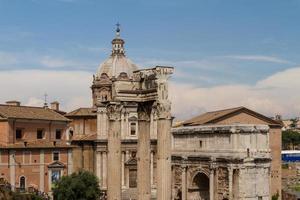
top-left (0, 101), bottom-right (72, 194)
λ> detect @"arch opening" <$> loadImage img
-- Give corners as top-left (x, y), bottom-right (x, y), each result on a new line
top-left (189, 172), bottom-right (210, 200)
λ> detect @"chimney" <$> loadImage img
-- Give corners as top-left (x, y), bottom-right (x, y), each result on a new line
top-left (6, 101), bottom-right (21, 106)
top-left (50, 101), bottom-right (60, 111)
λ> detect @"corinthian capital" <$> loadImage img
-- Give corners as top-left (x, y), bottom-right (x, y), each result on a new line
top-left (138, 102), bottom-right (153, 121)
top-left (106, 103), bottom-right (123, 121)
top-left (155, 101), bottom-right (172, 119)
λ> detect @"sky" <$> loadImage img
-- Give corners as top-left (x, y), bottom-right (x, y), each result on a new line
top-left (0, 0), bottom-right (300, 120)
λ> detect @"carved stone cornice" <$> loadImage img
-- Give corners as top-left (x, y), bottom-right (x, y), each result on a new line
top-left (106, 103), bottom-right (123, 121)
top-left (97, 106), bottom-right (107, 114)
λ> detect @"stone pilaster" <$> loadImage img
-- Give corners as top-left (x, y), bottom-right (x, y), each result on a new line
top-left (96, 151), bottom-right (102, 185)
top-left (122, 151), bottom-right (125, 188)
top-left (107, 103), bottom-right (122, 200)
top-left (181, 165), bottom-right (187, 200)
top-left (67, 149), bottom-right (73, 175)
top-left (228, 167), bottom-right (233, 200)
top-left (9, 150), bottom-right (15, 190)
top-left (102, 151), bottom-right (107, 189)
top-left (97, 106), bottom-right (108, 139)
top-left (39, 150), bottom-right (45, 192)
top-left (209, 169), bottom-right (214, 200)
top-left (150, 151), bottom-right (154, 188)
top-left (137, 102), bottom-right (152, 200)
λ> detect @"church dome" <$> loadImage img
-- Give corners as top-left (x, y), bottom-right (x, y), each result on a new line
top-left (96, 25), bottom-right (138, 78)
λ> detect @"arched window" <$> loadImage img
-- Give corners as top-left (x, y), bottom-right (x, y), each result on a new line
top-left (20, 176), bottom-right (26, 191)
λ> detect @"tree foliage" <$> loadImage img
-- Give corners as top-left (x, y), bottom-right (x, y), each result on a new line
top-left (52, 170), bottom-right (101, 200)
top-left (282, 130), bottom-right (300, 150)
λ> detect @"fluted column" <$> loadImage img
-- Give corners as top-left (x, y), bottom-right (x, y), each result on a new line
top-left (107, 103), bottom-right (122, 200)
top-left (137, 102), bottom-right (152, 200)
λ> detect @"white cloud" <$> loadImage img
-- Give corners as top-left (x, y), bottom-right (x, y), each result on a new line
top-left (223, 55), bottom-right (293, 64)
top-left (0, 70), bottom-right (92, 111)
top-left (170, 67), bottom-right (300, 120)
top-left (0, 68), bottom-right (299, 121)
top-left (39, 56), bottom-right (79, 68)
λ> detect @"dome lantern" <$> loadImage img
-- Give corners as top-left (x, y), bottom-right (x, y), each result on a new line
top-left (96, 24), bottom-right (138, 79)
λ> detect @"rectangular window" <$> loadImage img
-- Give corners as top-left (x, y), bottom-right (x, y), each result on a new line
top-left (37, 129), bottom-right (44, 139)
top-left (199, 140), bottom-right (203, 148)
top-left (55, 130), bottom-right (62, 140)
top-left (53, 151), bottom-right (59, 161)
top-left (16, 129), bottom-right (23, 140)
top-left (130, 123), bottom-right (136, 136)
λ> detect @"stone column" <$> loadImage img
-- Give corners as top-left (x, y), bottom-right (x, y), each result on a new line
top-left (181, 165), bottom-right (187, 200)
top-left (107, 103), bottom-right (122, 200)
top-left (156, 102), bottom-right (172, 200)
top-left (137, 102), bottom-right (152, 200)
top-left (209, 169), bottom-right (214, 200)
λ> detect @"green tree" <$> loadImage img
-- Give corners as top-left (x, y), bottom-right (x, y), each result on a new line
top-left (52, 170), bottom-right (101, 200)
top-left (282, 130), bottom-right (300, 150)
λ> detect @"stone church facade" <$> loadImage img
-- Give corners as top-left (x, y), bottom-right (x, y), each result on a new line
top-left (67, 27), bottom-right (282, 200)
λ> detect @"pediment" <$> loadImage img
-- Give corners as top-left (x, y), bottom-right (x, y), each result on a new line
top-left (125, 158), bottom-right (137, 166)
top-left (48, 161), bottom-right (65, 169)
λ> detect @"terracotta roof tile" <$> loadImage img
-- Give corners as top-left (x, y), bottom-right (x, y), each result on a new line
top-left (65, 108), bottom-right (96, 117)
top-left (72, 133), bottom-right (97, 141)
top-left (182, 106), bottom-right (282, 127)
top-left (0, 105), bottom-right (70, 122)
top-left (183, 107), bottom-right (243, 126)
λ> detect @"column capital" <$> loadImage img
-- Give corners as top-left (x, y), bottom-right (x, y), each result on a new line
top-left (154, 101), bottom-right (172, 119)
top-left (138, 102), bottom-right (153, 121)
top-left (106, 102), bottom-right (123, 121)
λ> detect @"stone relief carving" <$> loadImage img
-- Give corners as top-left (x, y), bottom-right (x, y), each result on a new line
top-left (217, 167), bottom-right (229, 200)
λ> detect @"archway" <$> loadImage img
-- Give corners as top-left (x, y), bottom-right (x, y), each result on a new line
top-left (189, 172), bottom-right (209, 200)
top-left (19, 176), bottom-right (26, 192)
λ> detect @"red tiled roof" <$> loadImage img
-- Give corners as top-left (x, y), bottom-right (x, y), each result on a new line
top-left (0, 105), bottom-right (70, 122)
top-left (72, 133), bottom-right (97, 141)
top-left (65, 108), bottom-right (96, 117)
top-left (182, 106), bottom-right (282, 127)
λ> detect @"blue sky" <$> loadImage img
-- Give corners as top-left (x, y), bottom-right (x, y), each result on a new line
top-left (0, 0), bottom-right (300, 119)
